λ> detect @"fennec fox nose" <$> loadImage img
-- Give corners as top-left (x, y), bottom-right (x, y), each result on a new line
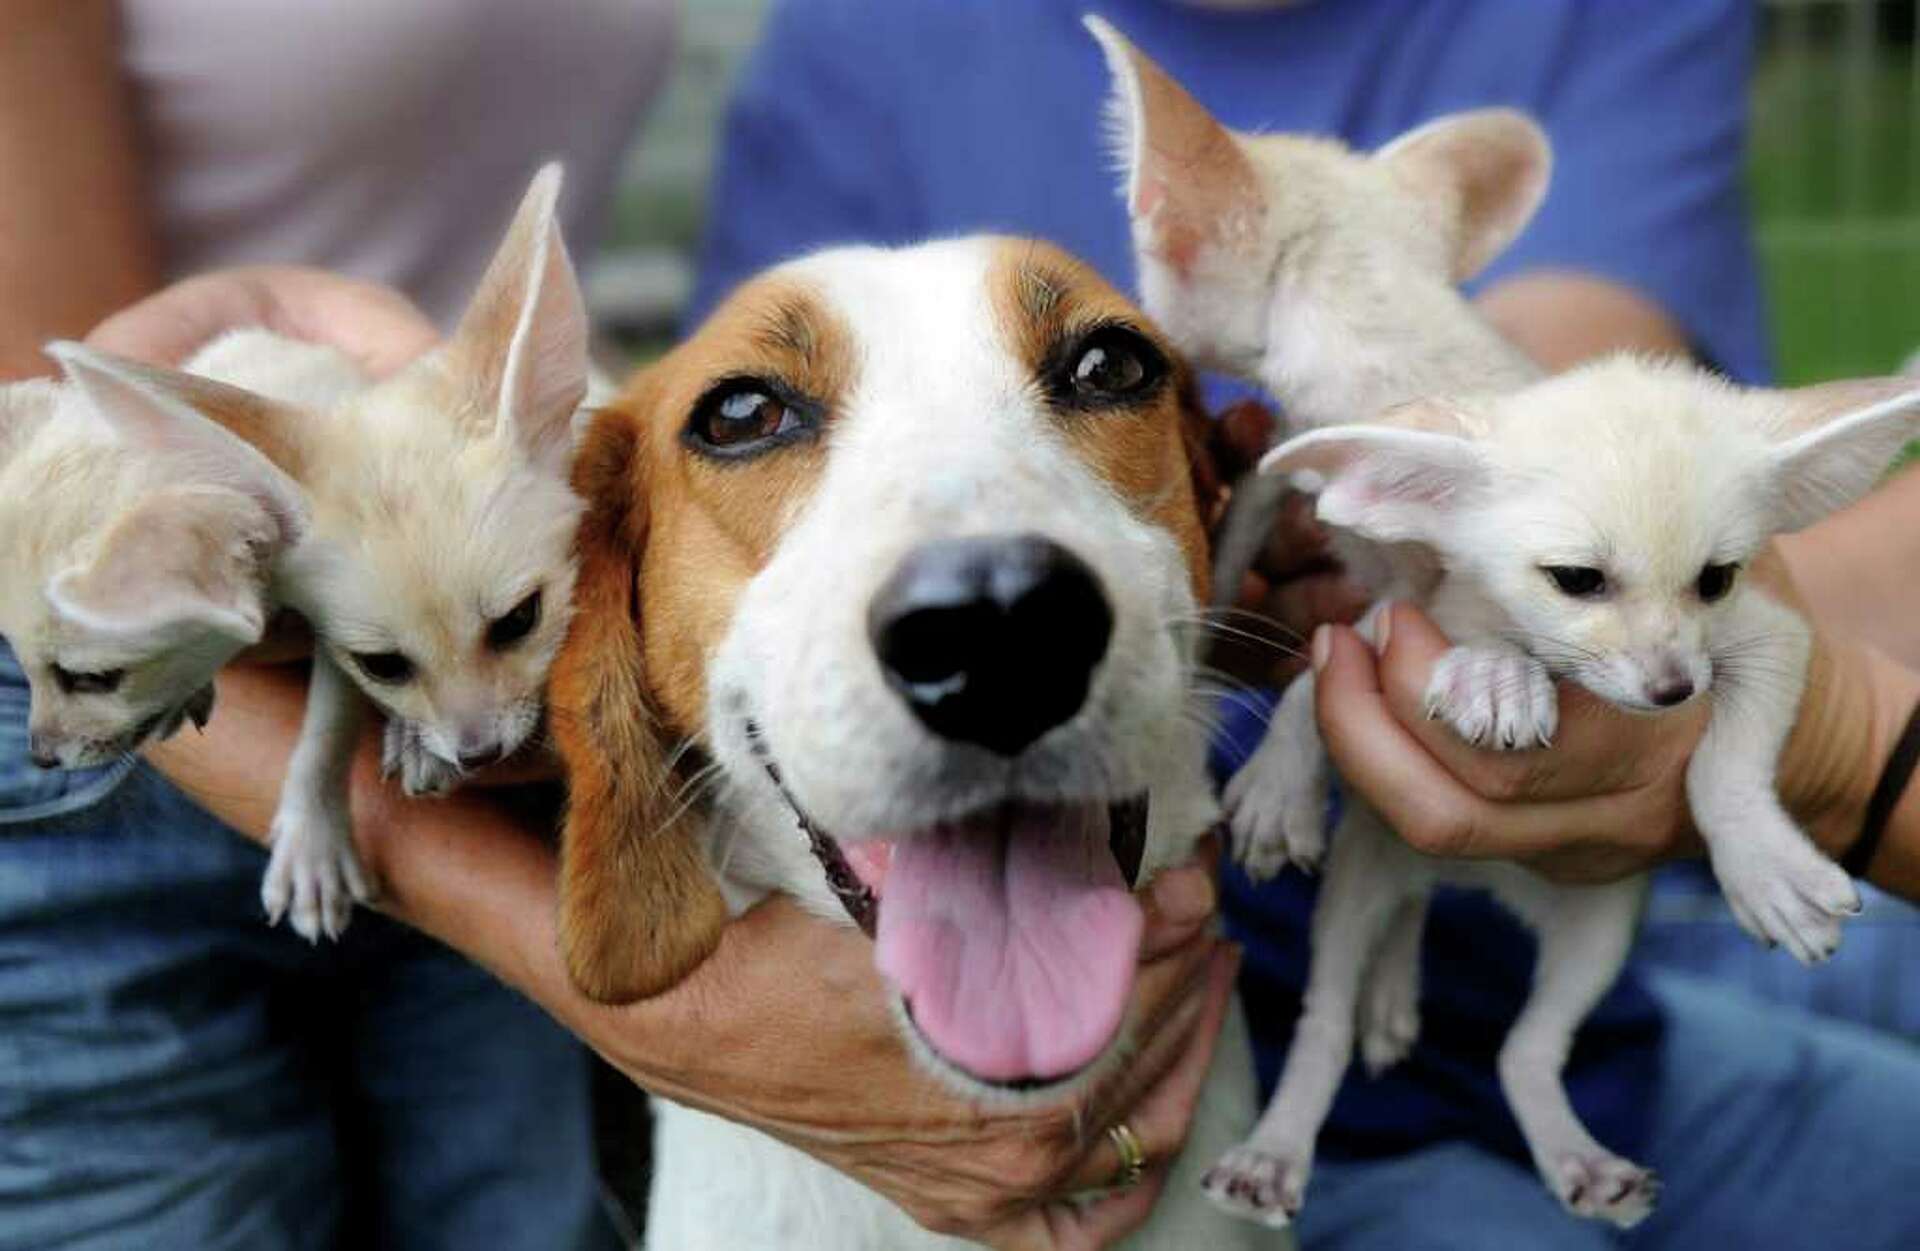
top-left (1646, 676), bottom-right (1696, 708)
top-left (27, 731), bottom-right (60, 770)
top-left (453, 726), bottom-right (507, 770)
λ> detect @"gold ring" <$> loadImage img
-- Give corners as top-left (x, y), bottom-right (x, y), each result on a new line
top-left (1106, 1121), bottom-right (1147, 1191)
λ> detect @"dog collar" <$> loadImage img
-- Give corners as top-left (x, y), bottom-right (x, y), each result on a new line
top-left (745, 722), bottom-right (879, 937)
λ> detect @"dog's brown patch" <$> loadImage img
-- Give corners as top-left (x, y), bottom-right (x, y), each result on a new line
top-left (550, 277), bottom-right (851, 1002)
top-left (987, 240), bottom-right (1212, 603)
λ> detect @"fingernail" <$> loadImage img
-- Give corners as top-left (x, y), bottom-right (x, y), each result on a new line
top-left (1310, 625), bottom-right (1331, 673)
top-left (1375, 603), bottom-right (1394, 654)
top-left (1150, 866), bottom-right (1215, 924)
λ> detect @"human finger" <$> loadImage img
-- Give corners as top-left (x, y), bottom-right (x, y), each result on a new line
top-left (88, 265), bottom-right (437, 376)
top-left (1055, 943), bottom-right (1239, 1198)
top-left (1138, 831), bottom-right (1222, 960)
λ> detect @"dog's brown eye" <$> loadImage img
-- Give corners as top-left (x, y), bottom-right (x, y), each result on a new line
top-left (487, 590), bottom-right (542, 650)
top-left (1048, 324), bottom-right (1167, 410)
top-left (1543, 565), bottom-right (1607, 598)
top-left (1696, 562), bottom-right (1738, 603)
top-left (352, 650), bottom-right (415, 685)
top-left (1075, 342), bottom-right (1145, 393)
top-left (685, 379), bottom-right (816, 458)
top-left (52, 665), bottom-right (123, 696)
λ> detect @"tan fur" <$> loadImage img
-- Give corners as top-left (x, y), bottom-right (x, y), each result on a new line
top-left (986, 242), bottom-right (1213, 601)
top-left (551, 279), bottom-right (855, 1000)
top-left (552, 414), bottom-right (729, 1002)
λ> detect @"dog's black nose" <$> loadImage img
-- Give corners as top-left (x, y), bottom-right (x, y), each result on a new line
top-left (1647, 678), bottom-right (1695, 708)
top-left (27, 745), bottom-right (59, 770)
top-left (868, 534), bottom-right (1113, 757)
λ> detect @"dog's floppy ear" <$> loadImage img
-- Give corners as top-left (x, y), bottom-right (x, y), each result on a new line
top-left (48, 341), bottom-right (311, 542)
top-left (48, 486), bottom-right (276, 649)
top-left (1085, 16), bottom-right (1263, 283)
top-left (443, 163), bottom-right (589, 473)
top-left (1763, 379), bottom-right (1920, 534)
top-left (1375, 109), bottom-right (1552, 282)
top-left (1261, 399), bottom-right (1487, 544)
top-left (550, 405), bottom-right (729, 1003)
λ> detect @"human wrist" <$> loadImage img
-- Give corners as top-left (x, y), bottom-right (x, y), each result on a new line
top-left (1778, 631), bottom-right (1920, 862)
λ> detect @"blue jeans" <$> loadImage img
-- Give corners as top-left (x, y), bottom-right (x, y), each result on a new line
top-left (1298, 969), bottom-right (1920, 1249)
top-left (0, 646), bottom-right (618, 1251)
top-left (1638, 863), bottom-right (1920, 1040)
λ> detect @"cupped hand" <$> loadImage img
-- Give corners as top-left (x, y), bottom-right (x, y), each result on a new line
top-left (1308, 549), bottom-right (1880, 882)
top-left (1311, 601), bottom-right (1708, 882)
top-left (85, 263), bottom-right (438, 375)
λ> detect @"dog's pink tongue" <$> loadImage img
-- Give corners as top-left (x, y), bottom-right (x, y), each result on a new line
top-left (875, 807), bottom-right (1142, 1083)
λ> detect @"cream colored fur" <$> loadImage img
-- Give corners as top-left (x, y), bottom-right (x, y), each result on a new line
top-left (0, 377), bottom-right (283, 768)
top-left (1089, 16), bottom-right (1920, 1233)
top-left (35, 166), bottom-right (590, 942)
top-left (1087, 15), bottom-right (1545, 605)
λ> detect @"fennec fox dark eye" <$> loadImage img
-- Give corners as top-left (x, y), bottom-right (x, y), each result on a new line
top-left (487, 589), bottom-right (543, 651)
top-left (1542, 565), bottom-right (1606, 598)
top-left (352, 650), bottom-right (415, 685)
top-left (1695, 562), bottom-right (1738, 603)
top-left (52, 665), bottom-right (124, 695)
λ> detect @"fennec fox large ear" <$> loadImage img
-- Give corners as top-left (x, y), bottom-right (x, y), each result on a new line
top-left (442, 163), bottom-right (589, 473)
top-left (1085, 15), bottom-right (1263, 285)
top-left (1260, 398), bottom-right (1488, 546)
top-left (1763, 379), bottom-right (1920, 534)
top-left (48, 486), bottom-right (277, 651)
top-left (549, 402), bottom-right (729, 1003)
top-left (1375, 109), bottom-right (1552, 282)
top-left (47, 341), bottom-right (311, 541)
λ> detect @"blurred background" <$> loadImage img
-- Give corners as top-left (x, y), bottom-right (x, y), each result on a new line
top-left (593, 0), bottom-right (1920, 385)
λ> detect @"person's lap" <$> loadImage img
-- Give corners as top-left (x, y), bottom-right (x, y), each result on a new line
top-left (1637, 863), bottom-right (1920, 1040)
top-left (1297, 968), bottom-right (1920, 1250)
top-left (0, 651), bottom-right (614, 1251)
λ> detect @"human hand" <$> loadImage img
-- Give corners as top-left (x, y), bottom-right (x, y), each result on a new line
top-left (1204, 401), bottom-right (1369, 686)
top-left (1307, 549), bottom-right (1901, 883)
top-left (1311, 600), bottom-right (1707, 882)
top-left (85, 263), bottom-right (438, 376)
top-left (588, 872), bottom-right (1239, 1250)
top-left (150, 653), bottom-right (1236, 1248)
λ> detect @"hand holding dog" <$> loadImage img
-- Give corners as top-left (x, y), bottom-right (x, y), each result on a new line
top-left (113, 265), bottom-right (1245, 1248)
top-left (155, 655), bottom-right (1242, 1249)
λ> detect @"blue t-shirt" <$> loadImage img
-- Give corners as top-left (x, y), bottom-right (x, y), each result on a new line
top-left (689, 0), bottom-right (1768, 1163)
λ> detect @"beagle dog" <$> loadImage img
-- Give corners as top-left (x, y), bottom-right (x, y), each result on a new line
top-left (552, 237), bottom-right (1266, 1249)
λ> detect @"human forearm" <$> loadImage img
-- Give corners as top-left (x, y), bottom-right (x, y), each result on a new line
top-left (0, 0), bottom-right (158, 377)
top-left (1475, 271), bottom-right (1688, 373)
top-left (1777, 466), bottom-right (1920, 669)
top-left (1777, 630), bottom-right (1920, 900)
top-left (144, 664), bottom-right (574, 1003)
